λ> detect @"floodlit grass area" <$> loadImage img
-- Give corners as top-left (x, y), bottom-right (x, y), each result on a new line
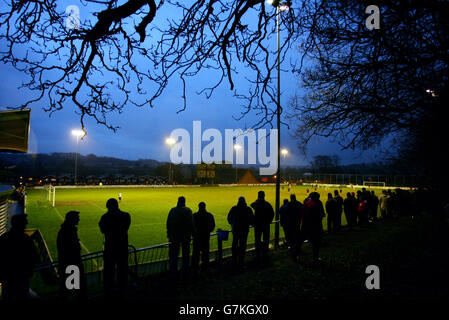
top-left (26, 185), bottom-right (375, 260)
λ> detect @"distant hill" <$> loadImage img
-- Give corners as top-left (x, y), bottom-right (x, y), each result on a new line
top-left (0, 152), bottom-right (162, 177)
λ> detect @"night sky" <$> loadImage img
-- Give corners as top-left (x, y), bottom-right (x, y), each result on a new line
top-left (0, 0), bottom-right (380, 167)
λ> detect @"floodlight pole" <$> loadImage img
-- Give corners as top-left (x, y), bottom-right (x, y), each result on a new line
top-left (274, 5), bottom-right (281, 249)
top-left (74, 135), bottom-right (79, 185)
top-left (235, 149), bottom-right (238, 184)
top-left (166, 138), bottom-right (176, 184)
top-left (234, 145), bottom-right (241, 184)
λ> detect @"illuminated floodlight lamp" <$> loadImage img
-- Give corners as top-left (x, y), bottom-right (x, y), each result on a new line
top-left (266, 0), bottom-right (291, 10)
top-left (71, 129), bottom-right (85, 138)
top-left (165, 137), bottom-right (176, 146)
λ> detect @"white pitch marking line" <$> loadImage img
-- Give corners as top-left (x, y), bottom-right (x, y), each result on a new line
top-left (87, 201), bottom-right (104, 211)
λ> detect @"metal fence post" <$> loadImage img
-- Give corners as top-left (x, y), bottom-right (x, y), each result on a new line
top-left (217, 236), bottom-right (223, 263)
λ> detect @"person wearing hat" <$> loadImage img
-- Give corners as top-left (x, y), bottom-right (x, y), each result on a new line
top-left (0, 214), bottom-right (38, 300)
top-left (57, 210), bottom-right (86, 300)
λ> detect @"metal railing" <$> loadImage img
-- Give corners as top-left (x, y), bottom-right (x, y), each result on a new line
top-left (0, 187), bottom-right (13, 236)
top-left (30, 222), bottom-right (284, 295)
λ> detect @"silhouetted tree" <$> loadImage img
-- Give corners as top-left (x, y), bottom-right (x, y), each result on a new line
top-left (0, 0), bottom-right (298, 132)
top-left (310, 155), bottom-right (340, 172)
top-left (288, 0), bottom-right (449, 190)
top-left (289, 0), bottom-right (448, 152)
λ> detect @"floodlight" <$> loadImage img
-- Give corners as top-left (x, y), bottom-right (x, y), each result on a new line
top-left (71, 129), bottom-right (85, 138)
top-left (165, 137), bottom-right (176, 146)
top-left (266, 0), bottom-right (291, 10)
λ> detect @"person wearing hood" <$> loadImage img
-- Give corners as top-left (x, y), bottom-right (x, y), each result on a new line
top-left (57, 210), bottom-right (86, 300)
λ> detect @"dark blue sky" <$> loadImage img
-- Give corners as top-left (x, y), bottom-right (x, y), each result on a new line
top-left (0, 1), bottom-right (381, 167)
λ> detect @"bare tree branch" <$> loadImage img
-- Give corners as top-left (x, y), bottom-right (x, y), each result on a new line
top-left (288, 0), bottom-right (449, 154)
top-left (0, 0), bottom-right (300, 132)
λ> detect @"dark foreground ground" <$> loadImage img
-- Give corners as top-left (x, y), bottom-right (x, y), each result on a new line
top-left (118, 213), bottom-right (449, 301)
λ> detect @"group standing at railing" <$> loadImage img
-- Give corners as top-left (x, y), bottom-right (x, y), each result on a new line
top-left (0, 186), bottom-right (428, 300)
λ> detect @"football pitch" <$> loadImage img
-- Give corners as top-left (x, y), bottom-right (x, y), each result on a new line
top-left (25, 185), bottom-right (373, 260)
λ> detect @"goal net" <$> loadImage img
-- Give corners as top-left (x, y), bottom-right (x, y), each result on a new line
top-left (363, 181), bottom-right (386, 187)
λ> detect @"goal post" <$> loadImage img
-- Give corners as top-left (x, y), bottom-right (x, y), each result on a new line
top-left (45, 185), bottom-right (56, 206)
top-left (363, 181), bottom-right (386, 188)
top-left (52, 186), bottom-right (55, 207)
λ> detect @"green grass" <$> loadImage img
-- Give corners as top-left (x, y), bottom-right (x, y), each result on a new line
top-left (26, 185), bottom-right (374, 260)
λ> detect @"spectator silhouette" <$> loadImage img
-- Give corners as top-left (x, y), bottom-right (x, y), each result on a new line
top-left (325, 193), bottom-right (337, 234)
top-left (356, 190), bottom-right (368, 225)
top-left (99, 198), bottom-right (131, 298)
top-left (57, 210), bottom-right (86, 300)
top-left (370, 191), bottom-right (379, 221)
top-left (251, 191), bottom-right (274, 262)
top-left (279, 199), bottom-right (290, 247)
top-left (343, 192), bottom-right (357, 230)
top-left (285, 194), bottom-right (303, 261)
top-left (359, 190), bottom-right (370, 225)
top-left (333, 190), bottom-right (344, 231)
top-left (191, 202), bottom-right (215, 271)
top-left (300, 192), bottom-right (325, 263)
top-left (0, 214), bottom-right (37, 300)
top-left (227, 197), bottom-right (254, 267)
top-left (390, 190), bottom-right (399, 218)
top-left (167, 196), bottom-right (195, 280)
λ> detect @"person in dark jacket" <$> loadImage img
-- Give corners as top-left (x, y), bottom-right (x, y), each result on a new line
top-left (99, 198), bottom-right (131, 297)
top-left (286, 194), bottom-right (303, 260)
top-left (343, 192), bottom-right (357, 230)
top-left (301, 192), bottom-right (325, 263)
top-left (325, 193), bottom-right (338, 234)
top-left (227, 197), bottom-right (254, 266)
top-left (167, 196), bottom-right (195, 278)
top-left (370, 191), bottom-right (379, 221)
top-left (0, 214), bottom-right (37, 301)
top-left (333, 190), bottom-right (344, 231)
top-left (57, 210), bottom-right (86, 300)
top-left (251, 191), bottom-right (274, 262)
top-left (191, 202), bottom-right (215, 271)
